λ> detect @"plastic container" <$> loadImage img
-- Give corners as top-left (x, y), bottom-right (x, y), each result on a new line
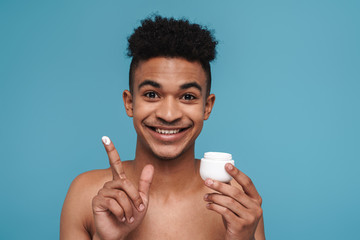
top-left (200, 152), bottom-right (234, 182)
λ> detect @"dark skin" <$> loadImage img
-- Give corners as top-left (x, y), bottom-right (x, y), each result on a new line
top-left (60, 57), bottom-right (265, 240)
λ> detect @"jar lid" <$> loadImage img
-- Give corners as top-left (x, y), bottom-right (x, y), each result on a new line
top-left (204, 152), bottom-right (232, 160)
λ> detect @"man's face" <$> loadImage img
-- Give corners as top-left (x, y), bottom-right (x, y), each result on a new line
top-left (123, 57), bottom-right (215, 160)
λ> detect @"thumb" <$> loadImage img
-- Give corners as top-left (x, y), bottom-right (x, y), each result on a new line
top-left (138, 164), bottom-right (154, 205)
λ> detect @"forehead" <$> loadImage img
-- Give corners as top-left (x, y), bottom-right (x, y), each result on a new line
top-left (133, 57), bottom-right (207, 88)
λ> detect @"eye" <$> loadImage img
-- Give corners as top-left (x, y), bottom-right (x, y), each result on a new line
top-left (144, 91), bottom-right (159, 99)
top-left (182, 93), bottom-right (196, 101)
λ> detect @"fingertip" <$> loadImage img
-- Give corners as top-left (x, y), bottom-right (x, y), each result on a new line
top-left (143, 164), bottom-right (155, 178)
top-left (204, 194), bottom-right (209, 200)
top-left (145, 164), bottom-right (154, 171)
top-left (225, 163), bottom-right (237, 176)
top-left (225, 163), bottom-right (234, 171)
top-left (205, 178), bottom-right (214, 186)
top-left (138, 203), bottom-right (145, 212)
top-left (102, 136), bottom-right (111, 146)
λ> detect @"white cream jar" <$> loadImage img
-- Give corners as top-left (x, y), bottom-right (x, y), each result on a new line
top-left (200, 152), bottom-right (234, 182)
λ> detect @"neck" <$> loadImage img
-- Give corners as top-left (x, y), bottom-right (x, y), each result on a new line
top-left (132, 140), bottom-right (202, 197)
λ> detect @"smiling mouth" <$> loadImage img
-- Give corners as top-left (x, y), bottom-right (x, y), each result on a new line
top-left (147, 126), bottom-right (189, 135)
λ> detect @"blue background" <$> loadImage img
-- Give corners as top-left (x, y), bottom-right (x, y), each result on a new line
top-left (1, 0), bottom-right (359, 239)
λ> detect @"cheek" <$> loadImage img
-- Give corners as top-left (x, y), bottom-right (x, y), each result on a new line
top-left (131, 102), bottom-right (147, 127)
top-left (132, 99), bottom-right (153, 116)
top-left (185, 105), bottom-right (205, 120)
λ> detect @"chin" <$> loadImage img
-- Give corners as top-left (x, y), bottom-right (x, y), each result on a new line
top-left (152, 150), bottom-right (182, 161)
top-left (150, 145), bottom-right (190, 161)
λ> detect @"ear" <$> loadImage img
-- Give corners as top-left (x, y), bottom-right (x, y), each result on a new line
top-left (123, 90), bottom-right (133, 117)
top-left (204, 94), bottom-right (215, 120)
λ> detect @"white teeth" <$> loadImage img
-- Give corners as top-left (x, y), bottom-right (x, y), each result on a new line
top-left (155, 128), bottom-right (181, 134)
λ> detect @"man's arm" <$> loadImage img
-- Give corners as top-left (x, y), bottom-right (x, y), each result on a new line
top-left (255, 215), bottom-right (265, 240)
top-left (60, 172), bottom-right (94, 240)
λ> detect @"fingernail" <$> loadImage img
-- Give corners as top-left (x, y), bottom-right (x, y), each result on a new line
top-left (204, 194), bottom-right (209, 200)
top-left (129, 217), bottom-right (134, 223)
top-left (139, 204), bottom-right (145, 211)
top-left (102, 136), bottom-right (111, 145)
top-left (226, 163), bottom-right (233, 170)
top-left (121, 217), bottom-right (126, 222)
top-left (205, 179), bottom-right (214, 186)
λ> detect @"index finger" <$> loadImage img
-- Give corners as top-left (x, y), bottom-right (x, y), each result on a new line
top-left (225, 163), bottom-right (261, 203)
top-left (102, 136), bottom-right (126, 180)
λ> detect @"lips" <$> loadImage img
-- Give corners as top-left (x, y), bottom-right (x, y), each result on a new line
top-left (155, 128), bottom-right (181, 134)
top-left (144, 124), bottom-right (191, 141)
top-left (146, 126), bottom-right (189, 134)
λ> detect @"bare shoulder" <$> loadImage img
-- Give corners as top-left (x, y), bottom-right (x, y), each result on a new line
top-left (67, 169), bottom-right (113, 203)
top-left (72, 169), bottom-right (112, 191)
top-left (60, 168), bottom-right (112, 239)
top-left (60, 161), bottom-right (135, 239)
top-left (63, 168), bottom-right (113, 212)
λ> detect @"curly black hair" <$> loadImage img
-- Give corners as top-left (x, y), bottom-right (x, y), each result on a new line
top-left (127, 15), bottom-right (218, 95)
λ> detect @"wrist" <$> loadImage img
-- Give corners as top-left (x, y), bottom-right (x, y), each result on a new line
top-left (92, 233), bottom-right (101, 240)
top-left (92, 232), bottom-right (102, 240)
top-left (93, 232), bottom-right (126, 240)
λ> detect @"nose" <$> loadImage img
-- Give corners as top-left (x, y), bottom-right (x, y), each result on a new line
top-left (155, 97), bottom-right (183, 124)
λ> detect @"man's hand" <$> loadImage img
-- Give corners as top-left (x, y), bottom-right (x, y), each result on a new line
top-left (92, 136), bottom-right (154, 240)
top-left (204, 163), bottom-right (263, 240)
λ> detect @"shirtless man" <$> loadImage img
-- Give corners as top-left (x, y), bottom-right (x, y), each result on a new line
top-left (60, 15), bottom-right (265, 240)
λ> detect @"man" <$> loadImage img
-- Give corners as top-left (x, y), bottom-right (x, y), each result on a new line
top-left (60, 15), bottom-right (265, 240)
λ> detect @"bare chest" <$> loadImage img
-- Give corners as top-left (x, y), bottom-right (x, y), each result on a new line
top-left (125, 196), bottom-right (226, 240)
top-left (87, 193), bottom-right (225, 239)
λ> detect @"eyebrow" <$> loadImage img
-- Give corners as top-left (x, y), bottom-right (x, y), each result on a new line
top-left (138, 80), bottom-right (161, 90)
top-left (138, 80), bottom-right (202, 92)
top-left (180, 82), bottom-right (202, 92)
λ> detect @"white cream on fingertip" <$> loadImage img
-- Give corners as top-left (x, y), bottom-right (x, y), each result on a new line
top-left (102, 136), bottom-right (111, 145)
